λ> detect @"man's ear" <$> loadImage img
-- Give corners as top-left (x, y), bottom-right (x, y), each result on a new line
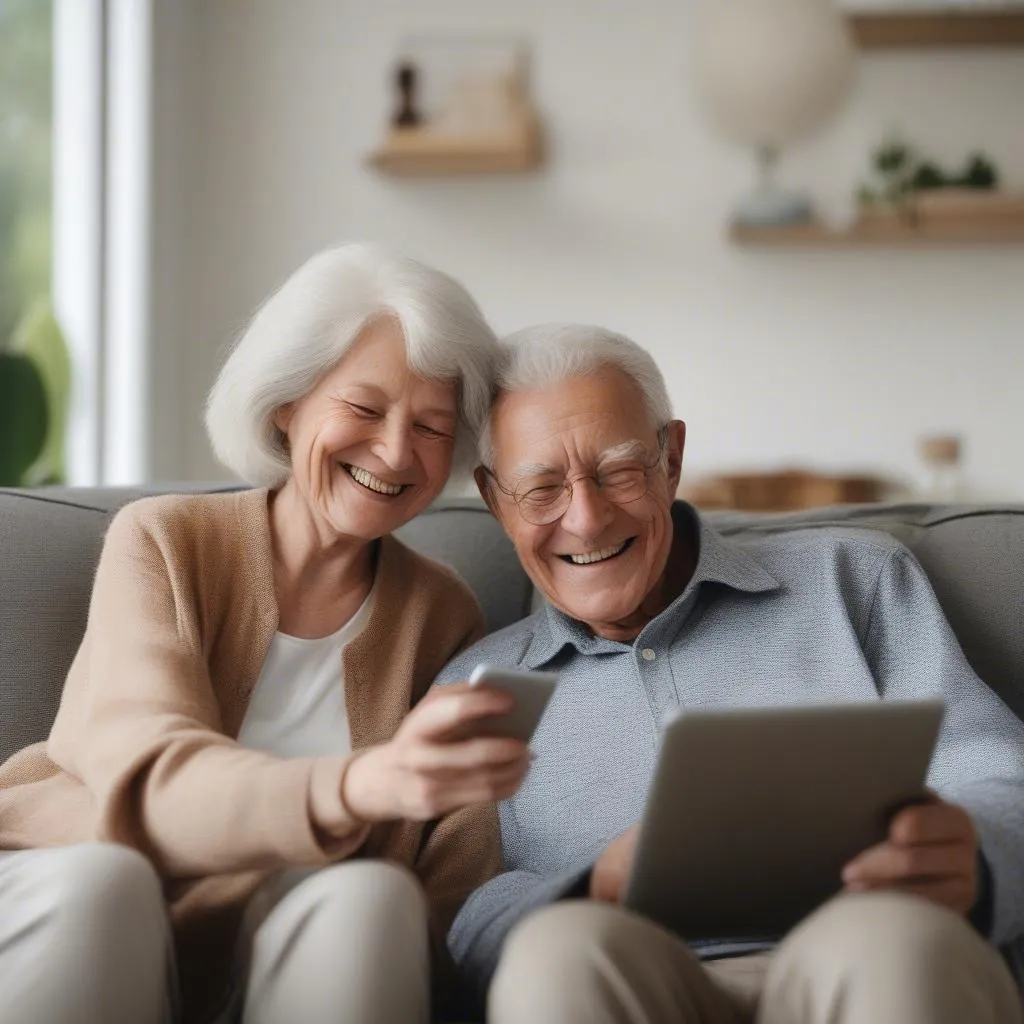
top-left (664, 420), bottom-right (686, 494)
top-left (474, 465), bottom-right (502, 522)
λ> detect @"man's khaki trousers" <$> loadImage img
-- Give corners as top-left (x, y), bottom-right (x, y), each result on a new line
top-left (490, 893), bottom-right (1023, 1024)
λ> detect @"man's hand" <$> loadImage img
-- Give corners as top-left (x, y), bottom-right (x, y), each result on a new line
top-left (590, 825), bottom-right (639, 903)
top-left (342, 683), bottom-right (530, 823)
top-left (841, 795), bottom-right (978, 916)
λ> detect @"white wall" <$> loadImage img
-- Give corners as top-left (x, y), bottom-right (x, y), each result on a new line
top-left (170, 0), bottom-right (1024, 500)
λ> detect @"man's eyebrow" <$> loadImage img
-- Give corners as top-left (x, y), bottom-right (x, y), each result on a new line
top-left (508, 440), bottom-right (648, 479)
top-left (509, 463), bottom-right (559, 479)
top-left (598, 439), bottom-right (647, 462)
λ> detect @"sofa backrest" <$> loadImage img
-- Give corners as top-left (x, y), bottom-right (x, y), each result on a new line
top-left (0, 489), bottom-right (144, 762)
top-left (1, 489), bottom-right (1021, 765)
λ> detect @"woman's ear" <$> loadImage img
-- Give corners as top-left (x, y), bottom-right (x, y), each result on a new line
top-left (273, 403), bottom-right (295, 435)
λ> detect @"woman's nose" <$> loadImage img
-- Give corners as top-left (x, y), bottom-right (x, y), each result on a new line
top-left (375, 417), bottom-right (414, 472)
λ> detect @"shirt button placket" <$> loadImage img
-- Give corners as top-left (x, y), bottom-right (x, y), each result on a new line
top-left (637, 644), bottom-right (675, 724)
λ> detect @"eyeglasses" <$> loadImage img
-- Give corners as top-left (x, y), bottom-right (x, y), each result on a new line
top-left (483, 435), bottom-right (667, 526)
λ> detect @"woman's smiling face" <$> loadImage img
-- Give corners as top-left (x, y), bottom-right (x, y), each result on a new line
top-left (275, 316), bottom-right (459, 541)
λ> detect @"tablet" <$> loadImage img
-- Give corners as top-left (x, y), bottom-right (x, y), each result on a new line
top-left (622, 700), bottom-right (945, 940)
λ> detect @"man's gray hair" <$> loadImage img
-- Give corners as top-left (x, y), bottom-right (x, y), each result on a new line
top-left (206, 242), bottom-right (497, 486)
top-left (479, 323), bottom-right (674, 466)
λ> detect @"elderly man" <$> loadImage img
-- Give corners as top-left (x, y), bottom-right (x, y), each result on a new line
top-left (437, 323), bottom-right (1024, 1024)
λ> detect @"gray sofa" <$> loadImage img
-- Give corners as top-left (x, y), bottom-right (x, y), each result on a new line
top-left (1, 487), bottom-right (1022, 988)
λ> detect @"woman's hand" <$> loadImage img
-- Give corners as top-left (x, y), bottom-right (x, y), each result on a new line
top-left (341, 683), bottom-right (531, 823)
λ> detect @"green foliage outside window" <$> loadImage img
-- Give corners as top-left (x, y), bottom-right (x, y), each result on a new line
top-left (0, 0), bottom-right (69, 485)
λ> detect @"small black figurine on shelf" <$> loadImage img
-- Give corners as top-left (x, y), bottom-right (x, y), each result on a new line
top-left (392, 61), bottom-right (422, 129)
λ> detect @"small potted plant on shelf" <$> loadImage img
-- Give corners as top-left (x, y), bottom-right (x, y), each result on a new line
top-left (856, 136), bottom-right (1003, 228)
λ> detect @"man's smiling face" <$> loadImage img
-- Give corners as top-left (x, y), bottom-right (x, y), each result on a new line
top-left (478, 368), bottom-right (685, 640)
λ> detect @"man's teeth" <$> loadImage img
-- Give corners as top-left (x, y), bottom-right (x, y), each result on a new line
top-left (345, 465), bottom-right (404, 496)
top-left (569, 541), bottom-right (627, 565)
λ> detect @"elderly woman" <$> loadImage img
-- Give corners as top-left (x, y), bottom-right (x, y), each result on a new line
top-left (0, 244), bottom-right (527, 1024)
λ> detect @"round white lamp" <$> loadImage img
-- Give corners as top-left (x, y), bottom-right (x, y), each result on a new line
top-left (691, 0), bottom-right (857, 226)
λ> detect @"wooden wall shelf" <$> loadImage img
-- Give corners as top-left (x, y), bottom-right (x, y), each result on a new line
top-left (849, 8), bottom-right (1024, 48)
top-left (731, 216), bottom-right (1024, 248)
top-left (732, 192), bottom-right (1024, 247)
top-left (369, 115), bottom-right (542, 176)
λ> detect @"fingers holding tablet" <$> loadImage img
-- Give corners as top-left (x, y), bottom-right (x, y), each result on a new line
top-left (464, 664), bottom-right (560, 744)
top-left (591, 825), bottom-right (640, 904)
top-left (842, 796), bottom-right (978, 915)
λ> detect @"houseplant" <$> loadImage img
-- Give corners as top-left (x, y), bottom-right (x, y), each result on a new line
top-left (856, 138), bottom-right (1000, 226)
top-left (0, 300), bottom-right (68, 486)
top-left (0, 340), bottom-right (48, 486)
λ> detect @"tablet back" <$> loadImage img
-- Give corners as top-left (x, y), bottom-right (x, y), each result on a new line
top-left (623, 700), bottom-right (944, 940)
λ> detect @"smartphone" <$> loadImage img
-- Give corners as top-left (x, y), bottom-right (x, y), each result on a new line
top-left (465, 663), bottom-right (559, 743)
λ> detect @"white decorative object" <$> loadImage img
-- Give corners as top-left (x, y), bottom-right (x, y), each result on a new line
top-left (692, 0), bottom-right (857, 225)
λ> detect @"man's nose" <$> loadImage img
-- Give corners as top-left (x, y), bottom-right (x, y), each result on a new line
top-left (559, 477), bottom-right (614, 540)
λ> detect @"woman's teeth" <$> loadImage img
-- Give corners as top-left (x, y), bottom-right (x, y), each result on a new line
top-left (345, 464), bottom-right (405, 496)
top-left (568, 541), bottom-right (628, 565)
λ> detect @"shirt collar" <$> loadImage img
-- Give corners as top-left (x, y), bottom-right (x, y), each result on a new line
top-left (684, 502), bottom-right (780, 595)
top-left (522, 501), bottom-right (780, 669)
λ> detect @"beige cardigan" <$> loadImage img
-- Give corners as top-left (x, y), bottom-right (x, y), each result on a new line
top-left (0, 489), bottom-right (498, 1020)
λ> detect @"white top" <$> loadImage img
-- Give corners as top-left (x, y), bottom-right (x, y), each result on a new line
top-left (237, 579), bottom-right (377, 758)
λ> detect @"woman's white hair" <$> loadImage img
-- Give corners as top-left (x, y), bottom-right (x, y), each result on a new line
top-left (206, 242), bottom-right (498, 487)
top-left (479, 323), bottom-right (674, 466)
